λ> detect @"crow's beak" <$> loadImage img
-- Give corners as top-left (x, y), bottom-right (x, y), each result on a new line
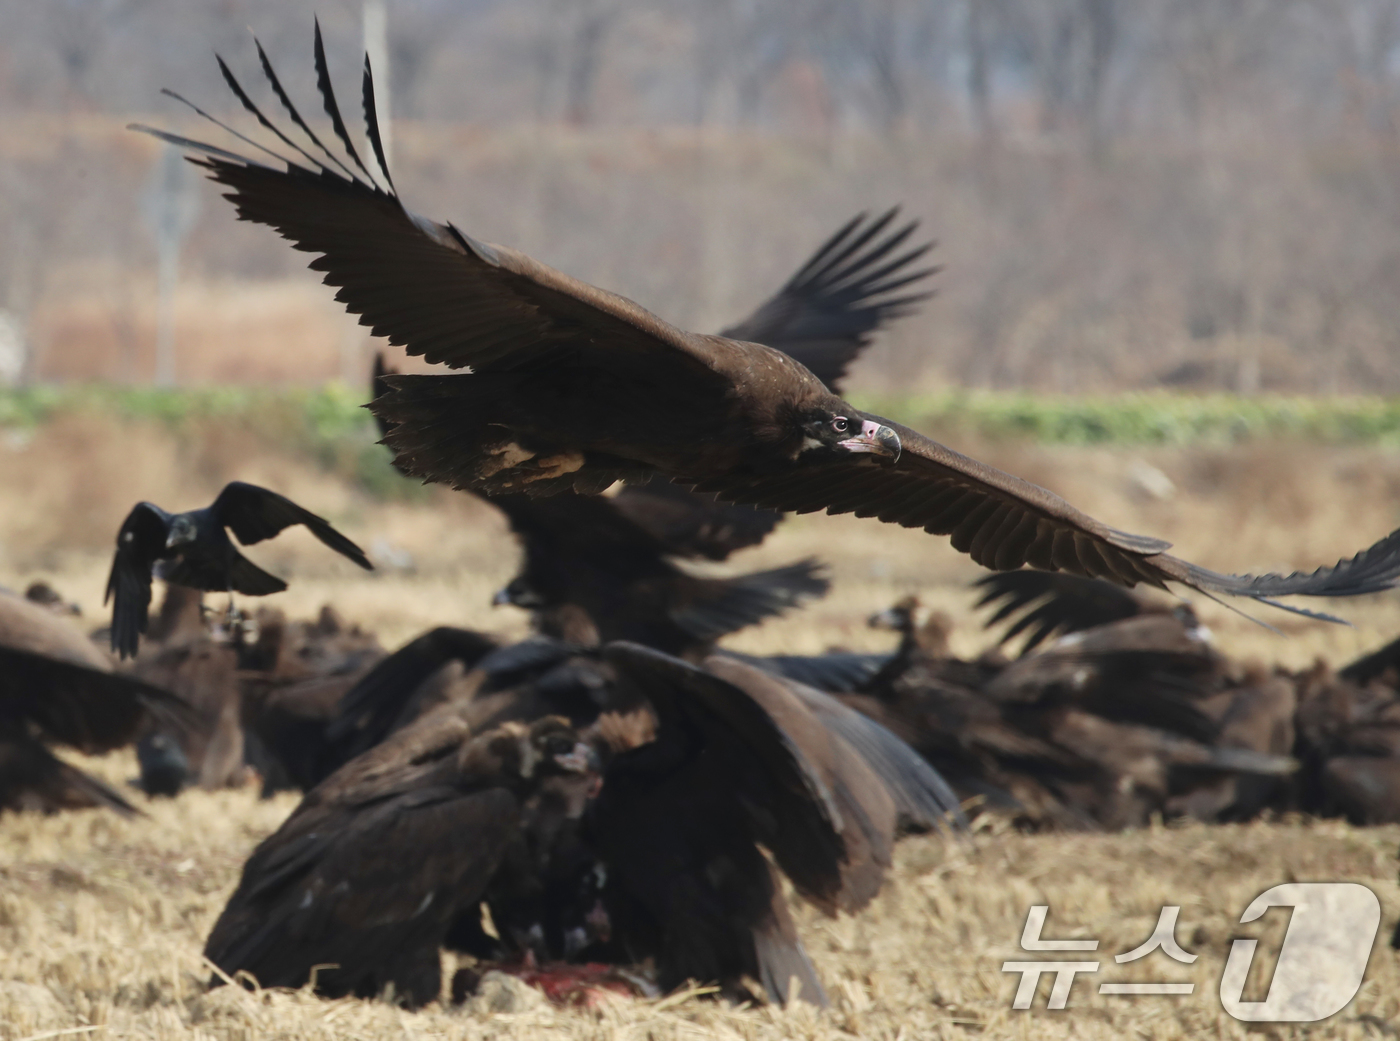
top-left (839, 420), bottom-right (901, 461)
top-left (868, 607), bottom-right (903, 630)
top-left (554, 741), bottom-right (601, 774)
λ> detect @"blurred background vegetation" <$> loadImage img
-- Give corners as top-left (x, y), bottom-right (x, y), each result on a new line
top-left (0, 0), bottom-right (1398, 397)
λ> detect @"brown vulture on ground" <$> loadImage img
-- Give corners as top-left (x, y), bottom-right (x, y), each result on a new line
top-left (204, 714), bottom-right (598, 1007)
top-left (206, 642), bottom-right (957, 1007)
top-left (0, 590), bottom-right (190, 816)
top-left (132, 29), bottom-right (1400, 620)
top-left (850, 591), bottom-right (1301, 829)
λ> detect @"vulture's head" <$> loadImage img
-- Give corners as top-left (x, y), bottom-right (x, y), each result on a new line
top-left (797, 405), bottom-right (901, 462)
top-left (166, 514), bottom-right (198, 549)
top-left (463, 717), bottom-right (599, 791)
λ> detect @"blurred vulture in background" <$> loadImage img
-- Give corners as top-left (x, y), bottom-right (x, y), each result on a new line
top-left (205, 641), bottom-right (960, 1007)
top-left (849, 589), bottom-right (1299, 830)
top-left (127, 583), bottom-right (388, 798)
top-left (488, 493), bottom-right (827, 655)
top-left (106, 481), bottom-right (372, 660)
top-left (0, 589), bottom-right (189, 816)
top-left (973, 571), bottom-right (1190, 654)
top-left (137, 29), bottom-right (1400, 622)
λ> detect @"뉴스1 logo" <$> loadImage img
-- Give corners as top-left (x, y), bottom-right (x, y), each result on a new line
top-left (1003, 882), bottom-right (1381, 1023)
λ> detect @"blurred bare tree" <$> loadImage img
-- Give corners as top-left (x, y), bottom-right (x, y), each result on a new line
top-left (0, 0), bottom-right (1397, 391)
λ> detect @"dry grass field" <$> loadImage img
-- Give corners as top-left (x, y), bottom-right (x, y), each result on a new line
top-left (1, 413), bottom-right (1400, 1039)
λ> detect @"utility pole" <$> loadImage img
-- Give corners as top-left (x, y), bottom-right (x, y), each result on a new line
top-left (141, 145), bottom-right (200, 386)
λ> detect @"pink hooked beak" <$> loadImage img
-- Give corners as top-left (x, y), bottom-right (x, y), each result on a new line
top-left (838, 419), bottom-right (901, 461)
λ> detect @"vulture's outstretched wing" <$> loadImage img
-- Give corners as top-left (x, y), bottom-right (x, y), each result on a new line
top-left (693, 419), bottom-right (1400, 619)
top-left (671, 559), bottom-right (829, 642)
top-left (0, 645), bottom-right (191, 754)
top-left (974, 571), bottom-right (1148, 653)
top-left (130, 27), bottom-right (730, 393)
top-left (324, 626), bottom-right (499, 764)
top-left (720, 209), bottom-right (936, 392)
top-left (0, 738), bottom-right (144, 818)
top-left (609, 481), bottom-right (782, 561)
top-left (105, 502), bottom-right (170, 659)
top-left (603, 643), bottom-right (846, 910)
top-left (211, 482), bottom-right (371, 569)
top-left (723, 649), bottom-right (894, 693)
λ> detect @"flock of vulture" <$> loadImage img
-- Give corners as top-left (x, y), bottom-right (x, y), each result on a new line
top-left (4, 23), bottom-right (1400, 1012)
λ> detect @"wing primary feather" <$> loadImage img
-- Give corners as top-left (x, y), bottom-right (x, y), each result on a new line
top-left (312, 18), bottom-right (378, 186)
top-left (361, 55), bottom-right (395, 192)
top-left (1248, 596), bottom-right (1352, 624)
top-left (156, 88), bottom-right (296, 169)
top-left (820, 224), bottom-right (921, 291)
top-left (784, 211), bottom-right (868, 287)
top-left (127, 124), bottom-right (260, 165)
top-left (215, 55), bottom-right (328, 174)
top-left (253, 36), bottom-right (362, 183)
top-left (803, 208), bottom-right (900, 286)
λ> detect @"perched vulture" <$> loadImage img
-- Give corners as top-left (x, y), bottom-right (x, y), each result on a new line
top-left (294, 636), bottom-right (961, 1004)
top-left (204, 714), bottom-right (597, 1007)
top-left (483, 644), bottom-right (960, 1005)
top-left (0, 590), bottom-right (190, 816)
top-left (133, 32), bottom-right (1400, 620)
top-left (106, 481), bottom-right (372, 659)
top-left (848, 592), bottom-right (1300, 829)
top-left (236, 605), bottom-right (385, 793)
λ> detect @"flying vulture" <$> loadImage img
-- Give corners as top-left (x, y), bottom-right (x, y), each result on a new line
top-left (105, 481), bottom-right (372, 659)
top-left (372, 198), bottom-right (934, 562)
top-left (488, 492), bottom-right (828, 655)
top-left (132, 30), bottom-right (1400, 620)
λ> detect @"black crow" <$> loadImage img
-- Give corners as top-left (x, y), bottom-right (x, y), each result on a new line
top-left (105, 481), bottom-right (371, 659)
top-left (137, 31), bottom-right (1400, 623)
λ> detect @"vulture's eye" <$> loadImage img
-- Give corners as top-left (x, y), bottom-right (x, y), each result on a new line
top-left (831, 417), bottom-right (849, 433)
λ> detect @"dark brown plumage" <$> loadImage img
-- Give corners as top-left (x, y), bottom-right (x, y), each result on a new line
top-left (489, 493), bottom-right (827, 656)
top-left (973, 571), bottom-right (1162, 653)
top-left (581, 644), bottom-right (960, 1005)
top-left (0, 589), bottom-right (190, 816)
top-left (204, 714), bottom-right (597, 1008)
top-left (134, 32), bottom-right (1400, 622)
top-left (850, 593), bottom-right (1299, 830)
top-left (0, 739), bottom-right (141, 818)
top-left (237, 605), bottom-right (385, 793)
